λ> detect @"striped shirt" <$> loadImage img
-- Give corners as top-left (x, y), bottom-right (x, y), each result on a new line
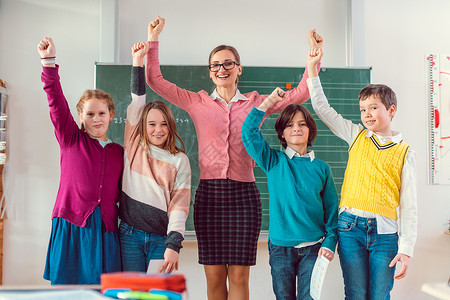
top-left (119, 67), bottom-right (191, 252)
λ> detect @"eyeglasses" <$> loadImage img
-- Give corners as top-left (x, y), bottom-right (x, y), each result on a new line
top-left (208, 61), bottom-right (240, 72)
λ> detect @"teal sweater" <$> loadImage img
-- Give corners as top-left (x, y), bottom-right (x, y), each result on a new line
top-left (241, 108), bottom-right (338, 250)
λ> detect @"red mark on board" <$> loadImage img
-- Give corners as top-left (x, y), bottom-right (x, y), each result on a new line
top-left (285, 83), bottom-right (292, 90)
top-left (440, 71), bottom-right (450, 75)
top-left (447, 56), bottom-right (450, 60)
top-left (435, 108), bottom-right (440, 128)
top-left (441, 136), bottom-right (450, 140)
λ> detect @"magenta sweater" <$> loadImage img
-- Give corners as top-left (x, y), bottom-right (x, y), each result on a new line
top-left (41, 66), bottom-right (124, 232)
top-left (146, 41), bottom-right (313, 182)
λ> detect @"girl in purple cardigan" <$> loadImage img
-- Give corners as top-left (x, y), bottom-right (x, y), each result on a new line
top-left (146, 17), bottom-right (323, 300)
top-left (38, 37), bottom-right (124, 284)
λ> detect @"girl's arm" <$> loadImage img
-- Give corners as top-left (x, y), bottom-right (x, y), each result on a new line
top-left (160, 154), bottom-right (191, 273)
top-left (146, 17), bottom-right (203, 111)
top-left (37, 37), bottom-right (79, 146)
top-left (127, 42), bottom-right (148, 126)
top-left (242, 89), bottom-right (283, 172)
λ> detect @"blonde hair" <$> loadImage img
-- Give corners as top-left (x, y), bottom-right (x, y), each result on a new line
top-left (137, 101), bottom-right (185, 155)
top-left (76, 89), bottom-right (115, 131)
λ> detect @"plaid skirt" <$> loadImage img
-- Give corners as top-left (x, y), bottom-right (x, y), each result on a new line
top-left (194, 179), bottom-right (262, 265)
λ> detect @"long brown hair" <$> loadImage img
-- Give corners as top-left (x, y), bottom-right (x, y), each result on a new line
top-left (137, 101), bottom-right (185, 155)
top-left (275, 104), bottom-right (317, 148)
top-left (76, 89), bottom-right (115, 131)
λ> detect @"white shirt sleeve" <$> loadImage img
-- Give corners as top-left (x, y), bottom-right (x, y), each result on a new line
top-left (397, 148), bottom-right (418, 257)
top-left (307, 76), bottom-right (362, 144)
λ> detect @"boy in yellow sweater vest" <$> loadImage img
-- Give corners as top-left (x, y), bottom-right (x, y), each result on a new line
top-left (306, 43), bottom-right (417, 299)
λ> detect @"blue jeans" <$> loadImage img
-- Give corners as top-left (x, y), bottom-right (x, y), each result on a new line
top-left (268, 240), bottom-right (320, 300)
top-left (337, 211), bottom-right (398, 300)
top-left (119, 221), bottom-right (166, 272)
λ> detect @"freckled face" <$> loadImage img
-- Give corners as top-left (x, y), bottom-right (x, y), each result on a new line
top-left (79, 98), bottom-right (113, 141)
top-left (209, 49), bottom-right (242, 89)
top-left (146, 108), bottom-right (169, 148)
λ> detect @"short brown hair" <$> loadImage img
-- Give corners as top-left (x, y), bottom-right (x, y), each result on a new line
top-left (137, 101), bottom-right (185, 155)
top-left (359, 84), bottom-right (397, 109)
top-left (275, 104), bottom-right (317, 148)
top-left (76, 89), bottom-right (115, 131)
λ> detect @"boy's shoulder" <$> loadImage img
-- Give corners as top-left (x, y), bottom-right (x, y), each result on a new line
top-left (311, 157), bottom-right (332, 171)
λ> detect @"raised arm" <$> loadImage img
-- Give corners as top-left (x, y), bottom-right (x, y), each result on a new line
top-left (37, 37), bottom-right (78, 146)
top-left (306, 48), bottom-right (361, 144)
top-left (127, 42), bottom-right (148, 124)
top-left (264, 29), bottom-right (323, 115)
top-left (146, 17), bottom-right (203, 111)
top-left (242, 89), bottom-right (284, 172)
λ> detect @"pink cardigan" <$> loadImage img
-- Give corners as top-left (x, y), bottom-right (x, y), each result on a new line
top-left (146, 41), bottom-right (313, 182)
top-left (41, 66), bottom-right (124, 232)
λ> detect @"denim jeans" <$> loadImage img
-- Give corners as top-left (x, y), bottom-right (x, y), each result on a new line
top-left (268, 240), bottom-right (320, 300)
top-left (337, 211), bottom-right (398, 300)
top-left (119, 221), bottom-right (166, 272)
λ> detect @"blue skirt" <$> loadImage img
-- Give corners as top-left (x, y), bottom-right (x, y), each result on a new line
top-left (43, 206), bottom-right (121, 284)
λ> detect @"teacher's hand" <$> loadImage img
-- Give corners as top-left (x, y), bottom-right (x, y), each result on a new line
top-left (148, 16), bottom-right (165, 41)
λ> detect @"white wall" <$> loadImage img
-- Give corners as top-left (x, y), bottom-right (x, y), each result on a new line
top-left (0, 0), bottom-right (449, 299)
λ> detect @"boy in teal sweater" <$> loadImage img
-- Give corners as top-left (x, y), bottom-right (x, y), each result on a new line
top-left (242, 86), bottom-right (338, 299)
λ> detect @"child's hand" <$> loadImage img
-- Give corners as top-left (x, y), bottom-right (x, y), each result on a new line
top-left (148, 16), bottom-right (165, 41)
top-left (159, 248), bottom-right (179, 274)
top-left (307, 48), bottom-right (323, 68)
top-left (37, 37), bottom-right (55, 58)
top-left (318, 247), bottom-right (334, 261)
top-left (132, 42), bottom-right (148, 66)
top-left (308, 29), bottom-right (323, 50)
top-left (306, 48), bottom-right (323, 78)
top-left (389, 253), bottom-right (410, 279)
top-left (257, 87), bottom-right (285, 112)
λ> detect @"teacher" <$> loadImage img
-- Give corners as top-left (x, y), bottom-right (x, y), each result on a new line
top-left (146, 16), bottom-right (322, 300)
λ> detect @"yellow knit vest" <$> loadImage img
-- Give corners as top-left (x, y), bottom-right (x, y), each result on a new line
top-left (339, 129), bottom-right (409, 219)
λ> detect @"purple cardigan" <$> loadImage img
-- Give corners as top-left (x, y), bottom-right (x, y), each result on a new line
top-left (41, 66), bottom-right (124, 232)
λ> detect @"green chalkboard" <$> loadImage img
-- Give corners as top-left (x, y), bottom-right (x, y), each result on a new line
top-left (95, 63), bottom-right (370, 232)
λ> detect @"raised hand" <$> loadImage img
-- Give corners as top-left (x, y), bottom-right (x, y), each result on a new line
top-left (258, 87), bottom-right (286, 112)
top-left (132, 42), bottom-right (148, 66)
top-left (148, 16), bottom-right (166, 42)
top-left (37, 37), bottom-right (55, 58)
top-left (307, 47), bottom-right (323, 78)
top-left (308, 29), bottom-right (324, 50)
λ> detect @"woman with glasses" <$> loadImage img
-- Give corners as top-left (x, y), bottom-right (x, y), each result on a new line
top-left (145, 16), bottom-right (322, 300)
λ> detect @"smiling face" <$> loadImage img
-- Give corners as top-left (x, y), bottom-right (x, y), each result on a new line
top-left (146, 108), bottom-right (169, 148)
top-left (78, 98), bottom-right (113, 141)
top-left (209, 49), bottom-right (242, 89)
top-left (282, 111), bottom-right (310, 154)
top-left (360, 95), bottom-right (396, 136)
